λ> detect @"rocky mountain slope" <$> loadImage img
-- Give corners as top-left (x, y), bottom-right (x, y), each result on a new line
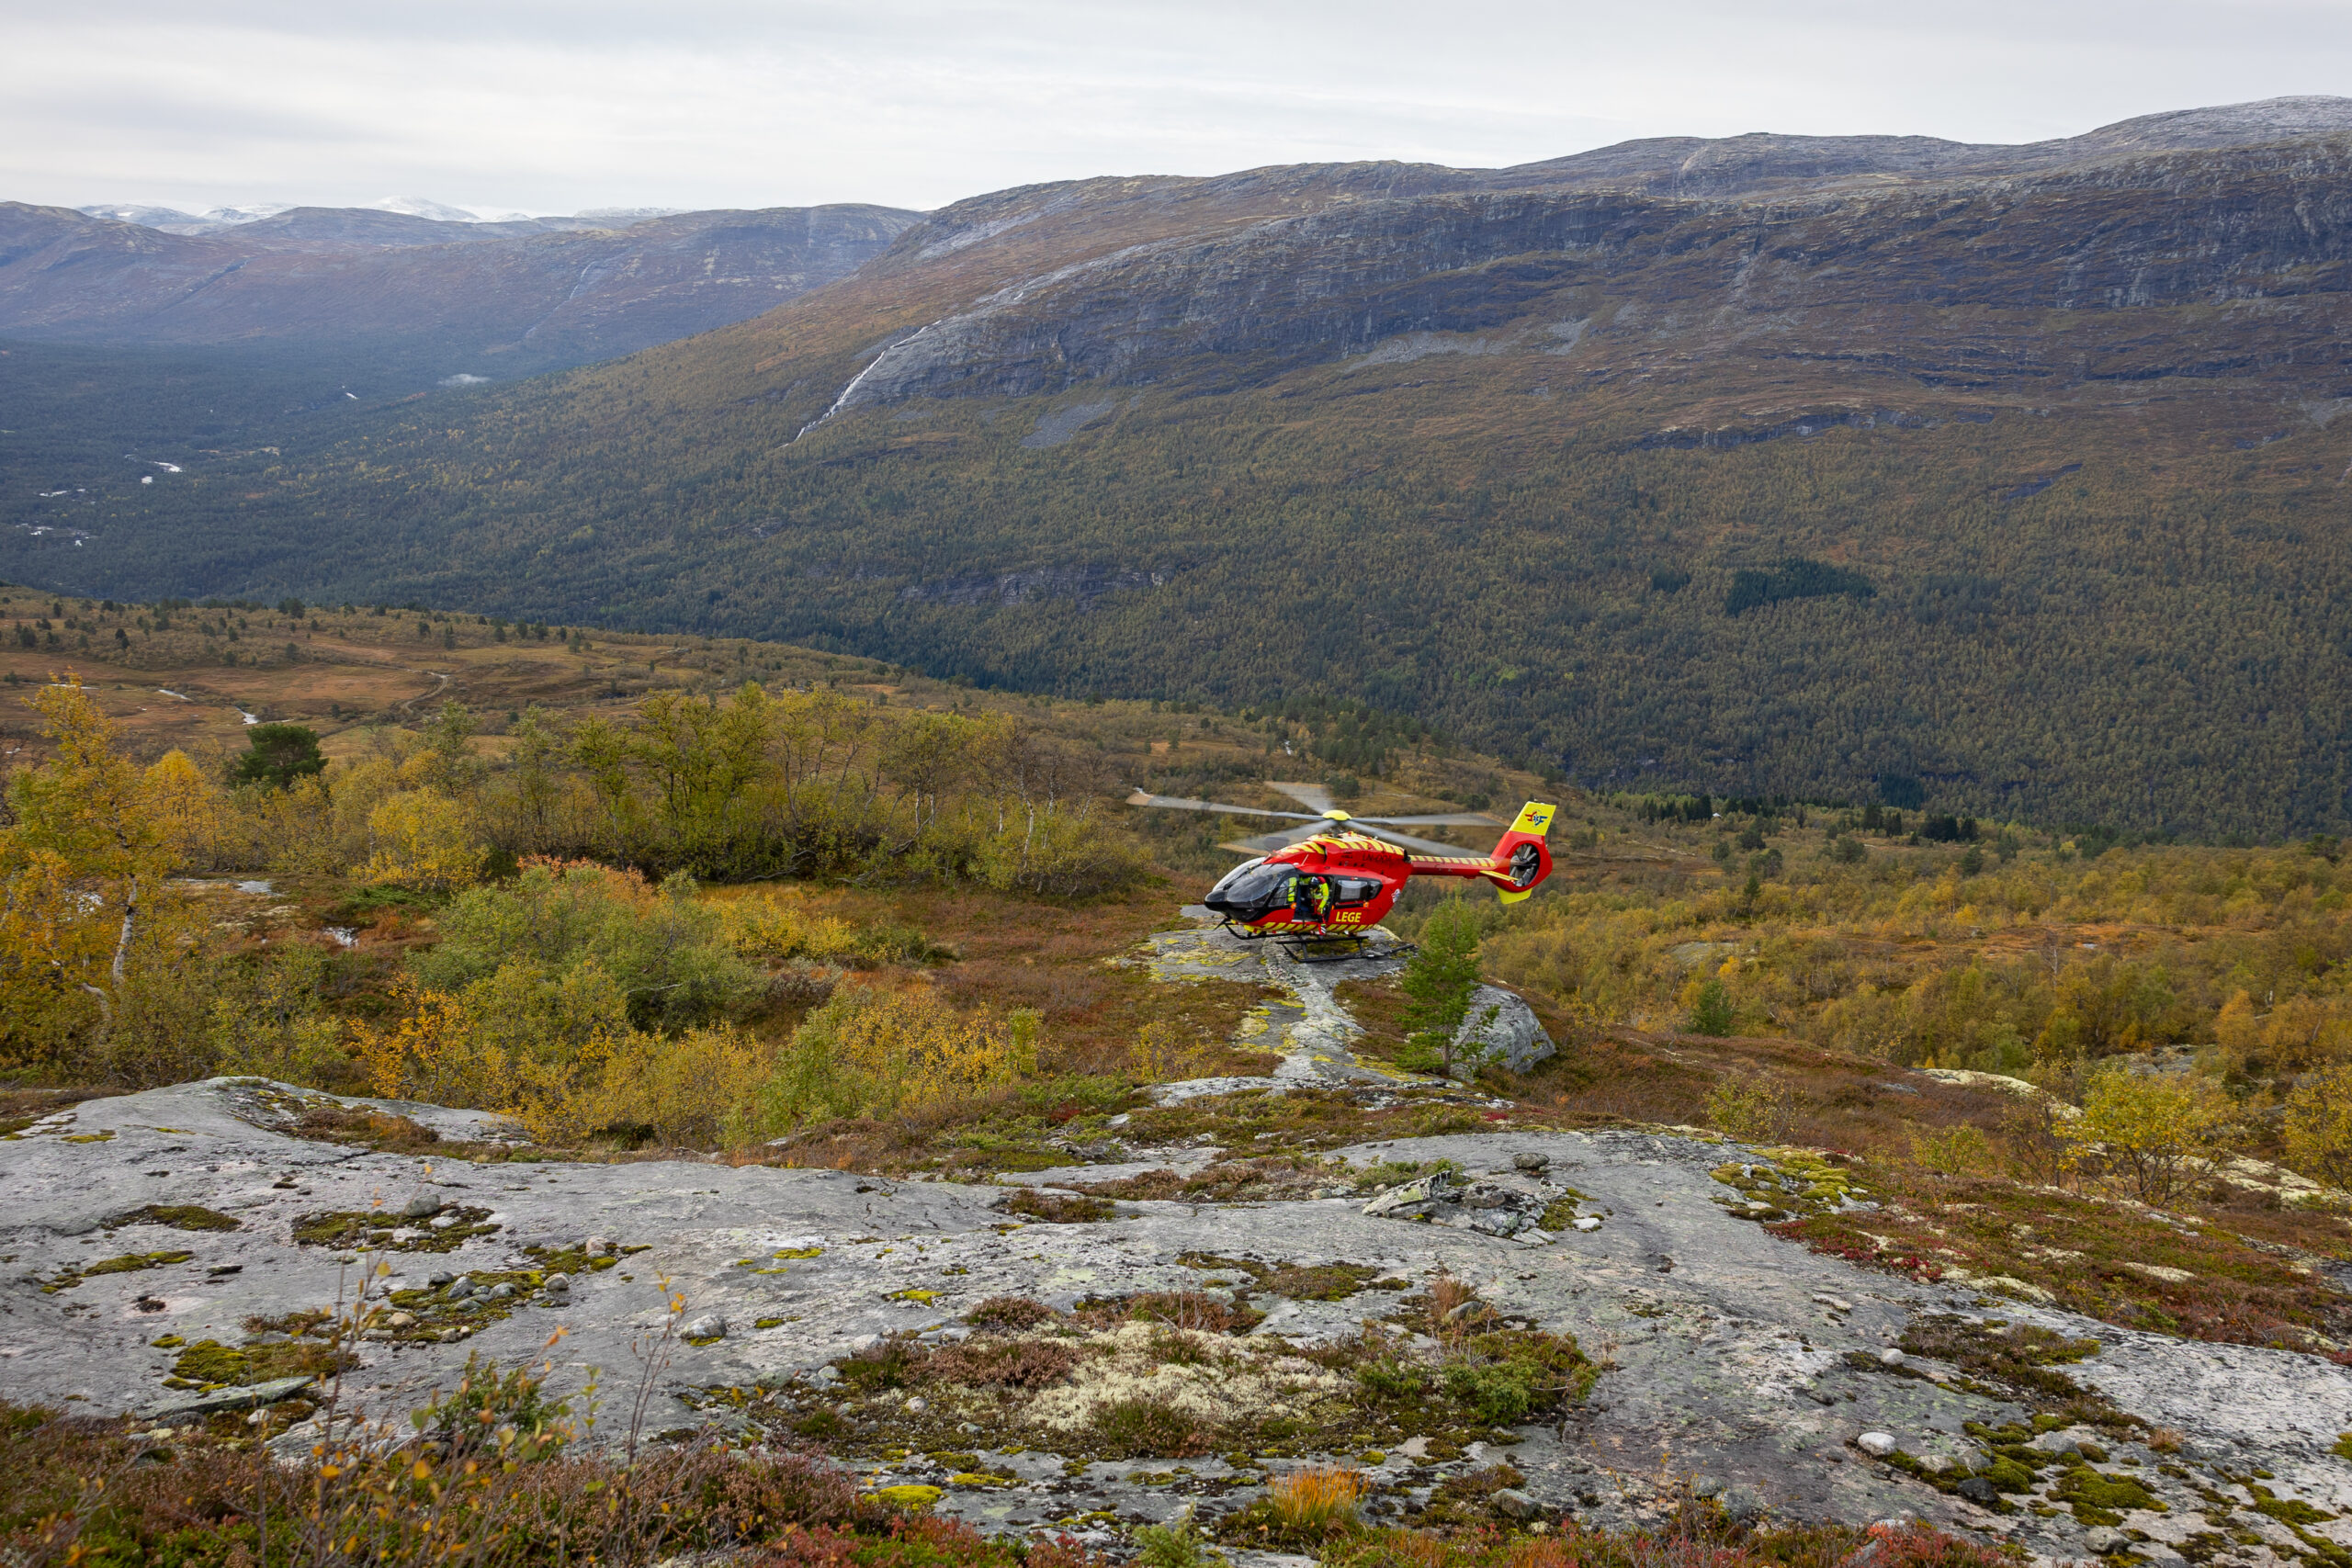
top-left (15, 98), bottom-right (2352, 832)
top-left (0, 201), bottom-right (921, 372)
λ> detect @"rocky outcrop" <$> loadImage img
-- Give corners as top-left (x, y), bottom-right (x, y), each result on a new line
top-left (6, 1079), bottom-right (2349, 1564)
top-left (1450, 987), bottom-right (1555, 1079)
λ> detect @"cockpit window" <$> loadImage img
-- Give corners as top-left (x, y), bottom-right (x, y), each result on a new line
top-left (1207, 858), bottom-right (1268, 901)
top-left (1210, 863), bottom-right (1297, 909)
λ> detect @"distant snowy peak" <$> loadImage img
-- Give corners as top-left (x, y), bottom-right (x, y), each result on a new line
top-left (369, 196), bottom-right (482, 222)
top-left (203, 203), bottom-right (296, 224)
top-left (78, 202), bottom-right (294, 234)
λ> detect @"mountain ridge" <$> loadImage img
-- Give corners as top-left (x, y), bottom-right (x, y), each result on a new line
top-left (0, 200), bottom-right (922, 373)
top-left (12, 97), bottom-right (2352, 835)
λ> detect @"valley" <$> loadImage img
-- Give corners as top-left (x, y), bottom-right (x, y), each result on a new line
top-left (10, 101), bottom-right (2352, 831)
top-left (6, 93), bottom-right (2352, 1568)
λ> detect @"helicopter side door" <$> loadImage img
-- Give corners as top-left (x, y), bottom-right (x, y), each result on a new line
top-left (1326, 874), bottom-right (1394, 926)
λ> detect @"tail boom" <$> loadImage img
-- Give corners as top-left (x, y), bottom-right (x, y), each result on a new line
top-left (1406, 801), bottom-right (1556, 904)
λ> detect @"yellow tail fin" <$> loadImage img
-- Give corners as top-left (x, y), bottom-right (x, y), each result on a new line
top-left (1507, 801), bottom-right (1557, 837)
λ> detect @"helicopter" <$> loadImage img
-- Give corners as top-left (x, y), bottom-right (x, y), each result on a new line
top-left (1126, 781), bottom-right (1558, 961)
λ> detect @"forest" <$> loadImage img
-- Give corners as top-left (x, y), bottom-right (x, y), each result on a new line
top-left (0, 580), bottom-right (2345, 1208)
top-left (9, 328), bottom-right (2352, 839)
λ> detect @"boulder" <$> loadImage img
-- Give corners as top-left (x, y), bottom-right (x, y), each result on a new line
top-left (1362, 1171), bottom-right (1548, 1237)
top-left (141, 1375), bottom-right (314, 1422)
top-left (1449, 987), bottom-right (1554, 1079)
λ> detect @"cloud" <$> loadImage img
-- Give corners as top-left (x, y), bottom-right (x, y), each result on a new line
top-left (7, 1), bottom-right (2352, 215)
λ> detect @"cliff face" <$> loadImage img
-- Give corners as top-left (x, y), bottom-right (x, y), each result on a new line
top-left (798, 138), bottom-right (2352, 420)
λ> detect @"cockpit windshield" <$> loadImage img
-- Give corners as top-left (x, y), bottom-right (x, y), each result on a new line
top-left (1205, 860), bottom-right (1297, 915)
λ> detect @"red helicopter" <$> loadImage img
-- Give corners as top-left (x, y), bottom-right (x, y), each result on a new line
top-left (1126, 782), bottom-right (1558, 960)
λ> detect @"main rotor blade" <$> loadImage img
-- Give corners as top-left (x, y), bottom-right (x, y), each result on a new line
top-left (1354, 813), bottom-right (1503, 827)
top-left (1265, 781), bottom-right (1336, 814)
top-left (1223, 822), bottom-right (1329, 854)
top-left (1357, 822), bottom-right (1487, 857)
top-left (1126, 789), bottom-right (1322, 821)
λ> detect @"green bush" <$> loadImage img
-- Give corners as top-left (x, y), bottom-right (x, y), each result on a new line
top-left (1688, 977), bottom-right (1735, 1036)
top-left (1442, 1361), bottom-right (1534, 1424)
top-left (411, 861), bottom-right (758, 1031)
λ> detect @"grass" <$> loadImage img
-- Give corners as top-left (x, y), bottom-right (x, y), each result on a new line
top-left (1771, 1169), bottom-right (2352, 1351)
top-left (0, 1389), bottom-right (2016, 1568)
top-left (746, 1276), bottom-right (1594, 1473)
top-left (1264, 1465), bottom-right (1367, 1537)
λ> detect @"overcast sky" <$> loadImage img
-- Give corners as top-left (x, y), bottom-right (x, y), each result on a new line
top-left (8, 0), bottom-right (2351, 217)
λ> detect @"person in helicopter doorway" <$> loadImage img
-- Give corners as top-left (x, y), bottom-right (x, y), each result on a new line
top-left (1293, 874), bottom-right (1335, 923)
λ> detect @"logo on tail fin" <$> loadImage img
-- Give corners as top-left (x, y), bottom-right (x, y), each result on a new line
top-left (1508, 802), bottom-right (1556, 837)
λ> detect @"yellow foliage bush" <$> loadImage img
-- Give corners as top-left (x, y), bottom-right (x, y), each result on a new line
top-left (757, 985), bottom-right (1038, 1130)
top-left (581, 1025), bottom-right (775, 1149)
top-left (1906, 1122), bottom-right (1996, 1178)
top-left (1704, 1077), bottom-right (1789, 1143)
top-left (353, 967), bottom-right (775, 1148)
top-left (719, 892), bottom-right (864, 965)
top-left (363, 791), bottom-right (486, 891)
top-left (1128, 1018), bottom-right (1216, 1082)
top-left (2283, 1066), bottom-right (2352, 1192)
top-left (2058, 1066), bottom-right (2236, 1205)
top-left (140, 750), bottom-right (231, 871)
top-left (356, 984), bottom-right (502, 1110)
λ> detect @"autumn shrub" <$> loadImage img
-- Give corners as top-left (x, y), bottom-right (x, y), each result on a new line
top-left (1704, 1076), bottom-right (1789, 1143)
top-left (0, 1394), bottom-right (886, 1568)
top-left (1130, 1018), bottom-right (1218, 1082)
top-left (722, 892), bottom-right (940, 968)
top-left (966, 1294), bottom-right (1060, 1330)
top-left (967, 800), bottom-right (1153, 897)
top-left (363, 789), bottom-right (488, 891)
top-left (1317, 1519), bottom-right (2011, 1568)
top-left (2283, 1066), bottom-right (2352, 1192)
top-left (2058, 1066), bottom-right (2238, 1204)
top-left (414, 859), bottom-right (759, 1031)
top-left (753, 985), bottom-right (1038, 1130)
top-left (353, 975), bottom-right (774, 1146)
top-left (926, 1337), bottom-right (1081, 1389)
top-left (1906, 1122), bottom-right (1996, 1178)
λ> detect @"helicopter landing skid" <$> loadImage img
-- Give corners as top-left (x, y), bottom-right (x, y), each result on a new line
top-left (1281, 934), bottom-right (1417, 964)
top-left (1219, 919), bottom-right (1417, 964)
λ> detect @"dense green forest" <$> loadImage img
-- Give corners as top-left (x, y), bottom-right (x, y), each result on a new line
top-left (7, 339), bottom-right (2348, 840)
